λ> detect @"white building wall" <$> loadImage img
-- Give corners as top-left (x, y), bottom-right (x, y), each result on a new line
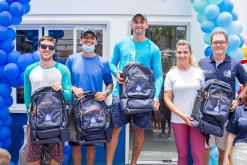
top-left (26, 0), bottom-right (247, 62)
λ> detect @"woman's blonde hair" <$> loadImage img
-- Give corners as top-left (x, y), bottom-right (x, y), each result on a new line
top-left (176, 39), bottom-right (199, 68)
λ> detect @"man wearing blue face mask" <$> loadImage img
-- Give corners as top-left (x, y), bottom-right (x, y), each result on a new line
top-left (66, 28), bottom-right (113, 165)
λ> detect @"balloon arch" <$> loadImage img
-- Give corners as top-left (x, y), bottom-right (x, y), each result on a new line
top-left (0, 0), bottom-right (245, 163)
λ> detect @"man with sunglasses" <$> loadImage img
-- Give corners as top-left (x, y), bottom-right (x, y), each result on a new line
top-left (24, 36), bottom-right (72, 165)
top-left (66, 28), bottom-right (113, 165)
top-left (198, 30), bottom-right (247, 165)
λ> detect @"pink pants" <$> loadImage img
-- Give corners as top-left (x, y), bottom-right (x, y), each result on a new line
top-left (172, 123), bottom-right (205, 165)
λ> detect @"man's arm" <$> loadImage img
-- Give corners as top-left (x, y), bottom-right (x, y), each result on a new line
top-left (109, 43), bottom-right (120, 77)
top-left (24, 67), bottom-right (32, 115)
top-left (61, 66), bottom-right (72, 103)
top-left (152, 48), bottom-right (163, 99)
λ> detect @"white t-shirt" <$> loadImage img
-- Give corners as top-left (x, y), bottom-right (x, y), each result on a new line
top-left (164, 66), bottom-right (204, 124)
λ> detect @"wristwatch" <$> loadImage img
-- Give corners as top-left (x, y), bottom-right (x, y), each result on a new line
top-left (106, 89), bottom-right (111, 96)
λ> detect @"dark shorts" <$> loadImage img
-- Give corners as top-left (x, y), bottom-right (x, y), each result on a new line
top-left (110, 97), bottom-right (152, 128)
top-left (68, 141), bottom-right (94, 147)
top-left (26, 125), bottom-right (64, 163)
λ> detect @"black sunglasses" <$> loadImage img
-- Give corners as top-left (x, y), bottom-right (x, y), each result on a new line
top-left (40, 44), bottom-right (55, 51)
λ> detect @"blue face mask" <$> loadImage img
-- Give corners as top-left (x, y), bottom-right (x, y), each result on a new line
top-left (82, 44), bottom-right (95, 53)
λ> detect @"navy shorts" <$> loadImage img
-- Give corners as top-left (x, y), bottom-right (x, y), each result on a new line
top-left (110, 97), bottom-right (152, 128)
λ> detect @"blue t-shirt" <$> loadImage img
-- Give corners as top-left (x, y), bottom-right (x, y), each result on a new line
top-left (66, 53), bottom-right (113, 92)
top-left (199, 55), bottom-right (247, 97)
top-left (110, 36), bottom-right (163, 98)
top-left (227, 105), bottom-right (247, 144)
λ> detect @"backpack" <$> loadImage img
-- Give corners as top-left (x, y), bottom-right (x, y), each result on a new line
top-left (72, 92), bottom-right (111, 145)
top-left (120, 63), bottom-right (155, 114)
top-left (191, 79), bottom-right (233, 137)
top-left (29, 87), bottom-right (70, 144)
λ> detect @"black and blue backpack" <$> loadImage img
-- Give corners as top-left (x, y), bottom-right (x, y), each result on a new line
top-left (29, 87), bottom-right (70, 144)
top-left (191, 79), bottom-right (233, 137)
top-left (71, 92), bottom-right (111, 145)
top-left (120, 63), bottom-right (155, 114)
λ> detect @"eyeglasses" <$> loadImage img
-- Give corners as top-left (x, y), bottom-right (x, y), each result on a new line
top-left (40, 44), bottom-right (55, 51)
top-left (212, 41), bottom-right (227, 46)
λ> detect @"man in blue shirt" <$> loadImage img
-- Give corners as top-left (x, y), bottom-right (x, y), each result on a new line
top-left (107, 14), bottom-right (163, 165)
top-left (66, 28), bottom-right (113, 165)
top-left (198, 30), bottom-right (247, 165)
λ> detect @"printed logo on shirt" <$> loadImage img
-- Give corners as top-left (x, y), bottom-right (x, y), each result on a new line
top-left (224, 70), bottom-right (231, 78)
top-left (202, 70), bottom-right (214, 74)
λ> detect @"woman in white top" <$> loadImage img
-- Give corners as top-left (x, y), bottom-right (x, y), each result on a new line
top-left (164, 40), bottom-right (205, 165)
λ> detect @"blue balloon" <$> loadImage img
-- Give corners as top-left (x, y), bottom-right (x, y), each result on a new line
top-left (5, 0), bottom-right (16, 3)
top-left (212, 27), bottom-right (228, 35)
top-left (0, 120), bottom-right (2, 129)
top-left (0, 39), bottom-right (15, 53)
top-left (3, 63), bottom-right (20, 80)
top-left (18, 71), bottom-right (24, 86)
top-left (18, 0), bottom-right (31, 3)
top-left (208, 0), bottom-right (223, 4)
top-left (228, 47), bottom-right (244, 61)
top-left (193, 0), bottom-right (208, 13)
top-left (0, 126), bottom-right (11, 140)
top-left (0, 106), bottom-right (10, 123)
top-left (2, 116), bottom-right (12, 127)
top-left (22, 3), bottom-right (30, 14)
top-left (4, 95), bottom-right (13, 107)
top-left (204, 33), bottom-right (211, 45)
top-left (0, 83), bottom-right (12, 97)
top-left (197, 13), bottom-right (205, 23)
top-left (238, 35), bottom-right (244, 48)
top-left (217, 12), bottom-right (233, 27)
top-left (32, 51), bottom-right (40, 62)
top-left (228, 34), bottom-right (240, 50)
top-left (227, 21), bottom-right (243, 35)
top-left (8, 77), bottom-right (22, 88)
top-left (9, 2), bottom-right (24, 17)
top-left (8, 51), bottom-right (21, 63)
top-left (10, 161), bottom-right (16, 165)
top-left (0, 1), bottom-right (9, 11)
top-left (218, 0), bottom-right (233, 12)
top-left (205, 46), bottom-right (212, 57)
top-left (0, 49), bottom-right (7, 65)
top-left (201, 20), bottom-right (215, 33)
top-left (231, 11), bottom-right (238, 21)
top-left (0, 11), bottom-right (12, 27)
top-left (204, 4), bottom-right (219, 20)
top-left (7, 28), bottom-right (16, 41)
top-left (0, 96), bottom-right (4, 108)
top-left (1, 138), bottom-right (12, 149)
top-left (12, 16), bottom-right (22, 25)
top-left (0, 26), bottom-right (8, 41)
top-left (17, 53), bottom-right (33, 71)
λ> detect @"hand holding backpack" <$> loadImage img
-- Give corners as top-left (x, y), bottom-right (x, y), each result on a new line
top-left (71, 92), bottom-right (111, 145)
top-left (120, 63), bottom-right (155, 114)
top-left (29, 87), bottom-right (70, 144)
top-left (191, 79), bottom-right (233, 137)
